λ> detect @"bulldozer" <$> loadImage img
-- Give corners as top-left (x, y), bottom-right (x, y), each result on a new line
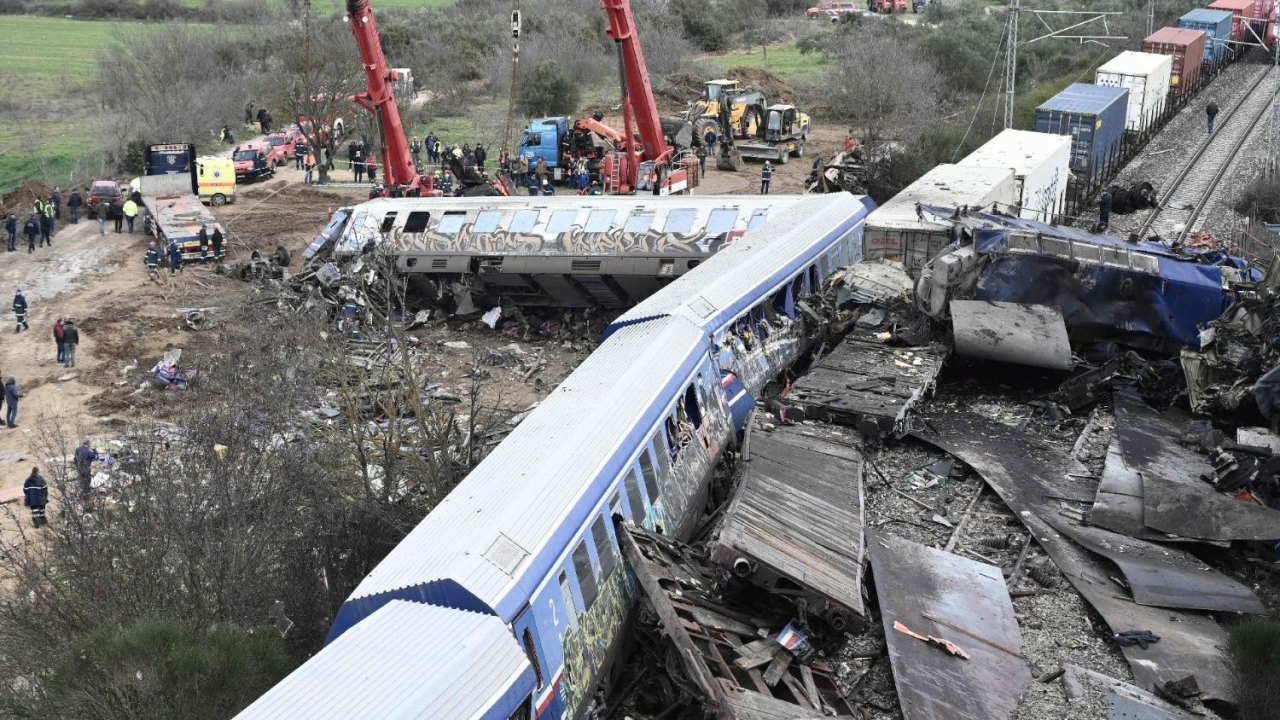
top-left (738, 104), bottom-right (810, 164)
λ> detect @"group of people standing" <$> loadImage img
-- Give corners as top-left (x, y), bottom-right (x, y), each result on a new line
top-left (4, 188), bottom-right (73, 253)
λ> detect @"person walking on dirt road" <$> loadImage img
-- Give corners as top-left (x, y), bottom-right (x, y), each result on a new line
top-left (54, 318), bottom-right (66, 366)
top-left (168, 241), bottom-right (183, 275)
top-left (123, 197), bottom-right (138, 233)
top-left (50, 187), bottom-right (61, 221)
top-left (760, 161), bottom-right (774, 195)
top-left (5, 214), bottom-right (15, 251)
top-left (5, 377), bottom-right (22, 428)
top-left (1207, 100), bottom-right (1219, 133)
top-left (144, 241), bottom-right (161, 280)
top-left (68, 188), bottom-right (82, 224)
top-left (111, 197), bottom-right (124, 234)
top-left (62, 318), bottom-right (79, 368)
top-left (13, 290), bottom-right (29, 334)
top-left (22, 467), bottom-right (47, 527)
top-left (40, 204), bottom-right (53, 247)
top-left (23, 215), bottom-right (38, 253)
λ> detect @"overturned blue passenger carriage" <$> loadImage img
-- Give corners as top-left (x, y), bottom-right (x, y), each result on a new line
top-left (234, 193), bottom-right (872, 720)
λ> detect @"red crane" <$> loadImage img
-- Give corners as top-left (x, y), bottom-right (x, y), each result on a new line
top-left (600, 0), bottom-right (696, 195)
top-left (344, 0), bottom-right (440, 197)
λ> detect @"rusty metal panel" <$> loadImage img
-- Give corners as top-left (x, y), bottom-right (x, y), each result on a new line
top-left (867, 529), bottom-right (1030, 720)
top-left (711, 421), bottom-right (866, 629)
top-left (1113, 390), bottom-right (1280, 541)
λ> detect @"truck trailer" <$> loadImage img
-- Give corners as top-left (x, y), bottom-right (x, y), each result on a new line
top-left (139, 143), bottom-right (227, 261)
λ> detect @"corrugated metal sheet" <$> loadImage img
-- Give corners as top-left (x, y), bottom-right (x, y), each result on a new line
top-left (1036, 82), bottom-right (1129, 114)
top-left (1142, 29), bottom-right (1206, 92)
top-left (330, 318), bottom-right (710, 638)
top-left (606, 194), bottom-right (872, 334)
top-left (1179, 9), bottom-right (1235, 62)
top-left (867, 164), bottom-right (1016, 232)
top-left (236, 601), bottom-right (534, 720)
top-left (1034, 84), bottom-right (1129, 181)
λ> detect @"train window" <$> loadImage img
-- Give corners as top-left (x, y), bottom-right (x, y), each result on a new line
top-left (610, 490), bottom-right (623, 520)
top-left (547, 209), bottom-right (578, 234)
top-left (402, 211), bottom-right (431, 233)
top-left (706, 208), bottom-right (738, 234)
top-left (653, 434), bottom-right (671, 485)
top-left (510, 209), bottom-right (540, 233)
top-left (748, 209), bottom-right (769, 230)
top-left (380, 212), bottom-right (398, 233)
top-left (684, 385), bottom-right (703, 430)
top-left (508, 703), bottom-right (531, 720)
top-left (522, 629), bottom-right (544, 689)
top-left (437, 212), bottom-right (467, 234)
top-left (639, 449), bottom-right (660, 505)
top-left (624, 212), bottom-right (654, 234)
top-left (558, 571), bottom-right (579, 629)
top-left (665, 414), bottom-right (680, 460)
top-left (572, 540), bottom-right (599, 608)
top-left (473, 210), bottom-right (503, 233)
top-left (624, 468), bottom-right (647, 523)
top-left (585, 209), bottom-right (616, 233)
top-left (663, 208), bottom-right (697, 234)
top-left (808, 264), bottom-right (819, 292)
top-left (590, 515), bottom-right (618, 579)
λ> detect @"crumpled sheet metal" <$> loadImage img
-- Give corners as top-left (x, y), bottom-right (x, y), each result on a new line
top-left (1061, 665), bottom-right (1199, 720)
top-left (1091, 440), bottom-right (1229, 547)
top-left (1114, 390), bottom-right (1280, 542)
top-left (867, 529), bottom-right (1030, 720)
top-left (950, 300), bottom-right (1072, 370)
top-left (913, 412), bottom-right (1239, 707)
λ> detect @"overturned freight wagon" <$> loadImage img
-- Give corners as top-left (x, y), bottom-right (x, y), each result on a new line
top-left (958, 129), bottom-right (1071, 222)
top-left (1034, 83), bottom-right (1129, 184)
top-left (328, 195), bottom-right (809, 308)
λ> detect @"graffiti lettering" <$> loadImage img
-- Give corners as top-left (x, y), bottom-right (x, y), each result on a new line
top-left (389, 221), bottom-right (738, 257)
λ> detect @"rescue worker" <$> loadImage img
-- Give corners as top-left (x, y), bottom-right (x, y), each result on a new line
top-left (588, 180), bottom-right (602, 196)
top-left (211, 226), bottom-right (224, 263)
top-left (40, 204), bottom-right (53, 246)
top-left (167, 240), bottom-right (183, 275)
top-left (474, 142), bottom-right (487, 169)
top-left (304, 151), bottom-right (316, 185)
top-left (526, 171), bottom-right (539, 196)
top-left (74, 439), bottom-right (98, 497)
top-left (410, 136), bottom-right (422, 166)
top-left (3, 377), bottom-right (20, 428)
top-left (62, 318), bottom-right (79, 368)
top-left (425, 131), bottom-right (438, 164)
top-left (294, 140), bottom-right (306, 170)
top-left (122, 196), bottom-right (139, 233)
top-left (23, 215), bottom-right (38, 252)
top-left (54, 318), bottom-right (65, 366)
top-left (353, 147), bottom-right (365, 182)
top-left (1098, 188), bottom-right (1113, 231)
top-left (696, 143), bottom-right (708, 178)
top-left (440, 169), bottom-right (454, 195)
top-left (111, 196), bottom-right (124, 233)
top-left (13, 290), bottom-right (28, 333)
top-left (50, 187), bottom-right (61, 220)
top-left (144, 241), bottom-right (161, 279)
top-left (4, 214), bottom-right (15, 252)
top-left (32, 196), bottom-right (44, 219)
top-left (198, 226), bottom-right (210, 265)
top-left (67, 187), bottom-right (82, 224)
top-left (1207, 100), bottom-right (1219, 133)
top-left (760, 160), bottom-right (774, 195)
top-left (22, 467), bottom-right (47, 527)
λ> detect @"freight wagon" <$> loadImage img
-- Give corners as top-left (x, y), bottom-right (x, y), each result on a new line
top-left (1095, 51), bottom-right (1173, 133)
top-left (1209, 0), bottom-right (1257, 40)
top-left (958, 129), bottom-right (1070, 223)
top-left (862, 163), bottom-right (1016, 272)
top-left (1142, 28), bottom-right (1207, 93)
top-left (1179, 8), bottom-right (1236, 63)
top-left (1034, 83), bottom-right (1129, 183)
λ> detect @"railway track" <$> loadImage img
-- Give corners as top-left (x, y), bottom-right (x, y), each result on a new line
top-left (1136, 64), bottom-right (1278, 242)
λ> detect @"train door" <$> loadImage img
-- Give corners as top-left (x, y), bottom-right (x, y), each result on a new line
top-left (513, 605), bottom-right (557, 718)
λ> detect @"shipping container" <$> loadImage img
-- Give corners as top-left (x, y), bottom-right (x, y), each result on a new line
top-left (1257, 0), bottom-right (1275, 20)
top-left (1179, 9), bottom-right (1235, 63)
top-left (863, 164), bottom-right (1016, 271)
top-left (1209, 0), bottom-right (1255, 40)
top-left (1095, 51), bottom-right (1173, 132)
top-left (1142, 28), bottom-right (1207, 92)
top-left (959, 129), bottom-right (1071, 222)
top-left (1034, 83), bottom-right (1129, 182)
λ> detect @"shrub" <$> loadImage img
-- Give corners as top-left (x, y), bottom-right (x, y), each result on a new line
top-left (1234, 173), bottom-right (1280, 224)
top-left (1229, 619), bottom-right (1280, 720)
top-left (516, 61), bottom-right (581, 118)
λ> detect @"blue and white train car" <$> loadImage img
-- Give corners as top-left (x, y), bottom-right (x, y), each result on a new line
top-left (607, 193), bottom-right (874, 401)
top-left (234, 193), bottom-right (874, 720)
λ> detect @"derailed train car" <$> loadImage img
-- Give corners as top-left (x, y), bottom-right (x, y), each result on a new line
top-left (235, 193), bottom-right (873, 720)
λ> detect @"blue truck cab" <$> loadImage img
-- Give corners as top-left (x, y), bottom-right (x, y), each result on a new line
top-left (520, 116), bottom-right (569, 170)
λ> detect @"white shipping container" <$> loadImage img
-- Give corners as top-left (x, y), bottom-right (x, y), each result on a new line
top-left (959, 129), bottom-right (1071, 222)
top-left (864, 164), bottom-right (1016, 272)
top-left (1095, 51), bottom-right (1173, 132)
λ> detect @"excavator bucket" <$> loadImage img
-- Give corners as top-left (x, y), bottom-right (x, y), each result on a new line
top-left (716, 146), bottom-right (743, 172)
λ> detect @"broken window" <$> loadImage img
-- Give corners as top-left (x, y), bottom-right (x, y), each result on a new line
top-left (808, 264), bottom-right (820, 293)
top-left (663, 208), bottom-right (697, 234)
top-left (706, 208), bottom-right (737, 234)
top-left (653, 434), bottom-right (671, 486)
top-left (684, 385), bottom-right (703, 430)
top-left (473, 210), bottom-right (503, 233)
top-left (437, 212), bottom-right (466, 234)
top-left (402, 211), bottom-right (431, 233)
top-left (547, 209), bottom-right (578, 234)
top-left (624, 468), bottom-right (647, 524)
top-left (590, 515), bottom-right (618, 580)
top-left (609, 490), bottom-right (623, 520)
top-left (379, 212), bottom-right (398, 233)
top-left (572, 540), bottom-right (598, 609)
top-left (558, 570), bottom-right (579, 629)
top-left (639, 448), bottom-right (660, 506)
top-left (665, 415), bottom-right (681, 460)
top-left (522, 629), bottom-right (544, 689)
top-left (510, 209), bottom-right (539, 233)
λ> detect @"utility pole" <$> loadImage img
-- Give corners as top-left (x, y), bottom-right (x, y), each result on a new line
top-left (1146, 0), bottom-right (1154, 37)
top-left (1003, 2), bottom-right (1125, 129)
top-left (502, 2), bottom-right (522, 157)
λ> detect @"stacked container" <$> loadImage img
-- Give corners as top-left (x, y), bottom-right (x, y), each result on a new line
top-left (1142, 28), bottom-right (1207, 93)
top-left (1034, 84), bottom-right (1129, 182)
top-left (1095, 51), bottom-right (1173, 132)
top-left (1179, 8), bottom-right (1236, 63)
top-left (958, 129), bottom-right (1071, 222)
top-left (1209, 0), bottom-right (1257, 40)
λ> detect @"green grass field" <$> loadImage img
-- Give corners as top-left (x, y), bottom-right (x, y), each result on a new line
top-left (707, 43), bottom-right (830, 82)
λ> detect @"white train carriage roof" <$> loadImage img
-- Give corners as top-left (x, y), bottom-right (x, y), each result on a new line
top-left (235, 601), bottom-right (534, 720)
top-left (335, 194), bottom-right (811, 256)
top-left (328, 317), bottom-right (709, 640)
top-left (606, 193), bottom-right (874, 336)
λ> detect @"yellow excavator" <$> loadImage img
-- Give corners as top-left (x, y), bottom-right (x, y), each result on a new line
top-left (686, 80), bottom-right (767, 146)
top-left (738, 104), bottom-right (811, 164)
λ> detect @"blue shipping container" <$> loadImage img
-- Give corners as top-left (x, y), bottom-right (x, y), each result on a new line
top-left (1034, 84), bottom-right (1129, 182)
top-left (1179, 9), bottom-right (1234, 63)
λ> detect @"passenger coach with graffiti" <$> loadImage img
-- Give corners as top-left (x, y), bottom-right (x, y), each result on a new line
top-left (234, 193), bottom-right (872, 720)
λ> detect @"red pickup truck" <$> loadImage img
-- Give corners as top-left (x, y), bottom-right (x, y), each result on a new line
top-left (232, 142), bottom-right (275, 181)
